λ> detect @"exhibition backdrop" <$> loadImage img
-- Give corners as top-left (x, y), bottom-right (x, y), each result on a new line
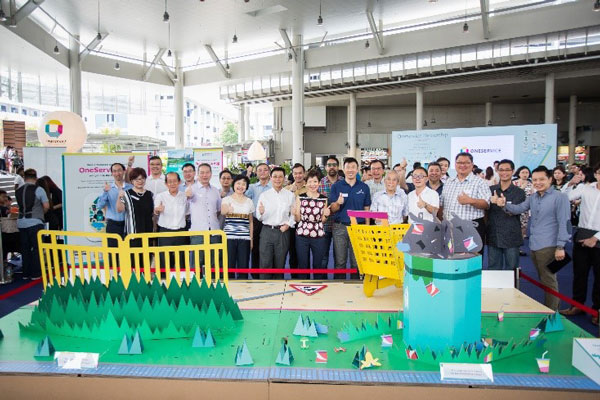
top-left (23, 147), bottom-right (65, 190)
top-left (62, 153), bottom-right (149, 245)
top-left (167, 147), bottom-right (224, 187)
top-left (391, 124), bottom-right (557, 173)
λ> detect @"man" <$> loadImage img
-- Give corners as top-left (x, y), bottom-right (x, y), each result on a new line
top-left (487, 159), bottom-right (526, 270)
top-left (330, 157), bottom-right (371, 279)
top-left (285, 163), bottom-right (307, 271)
top-left (406, 166), bottom-right (439, 223)
top-left (370, 171), bottom-right (408, 224)
top-left (426, 162), bottom-right (444, 196)
top-left (97, 162), bottom-right (133, 244)
top-left (360, 166), bottom-right (372, 182)
top-left (364, 160), bottom-right (385, 197)
top-left (319, 156), bottom-right (343, 274)
top-left (179, 163), bottom-right (196, 192)
top-left (493, 160), bottom-right (500, 184)
top-left (497, 166), bottom-right (571, 311)
top-left (219, 170), bottom-right (234, 198)
top-left (436, 157), bottom-right (451, 183)
top-left (241, 163), bottom-right (256, 178)
top-left (439, 152), bottom-right (491, 246)
top-left (186, 163), bottom-right (222, 270)
top-left (16, 168), bottom-right (49, 280)
top-left (256, 167), bottom-right (295, 279)
top-left (145, 155), bottom-right (168, 195)
top-left (567, 163), bottom-right (581, 181)
top-left (246, 163), bottom-right (272, 269)
top-left (560, 163), bottom-right (600, 324)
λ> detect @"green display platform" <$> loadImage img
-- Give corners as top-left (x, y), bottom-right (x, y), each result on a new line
top-left (0, 305), bottom-right (592, 376)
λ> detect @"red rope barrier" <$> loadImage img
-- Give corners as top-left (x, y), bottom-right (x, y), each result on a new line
top-left (519, 270), bottom-right (598, 318)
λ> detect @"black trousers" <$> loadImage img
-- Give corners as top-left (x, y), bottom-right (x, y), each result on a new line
top-left (572, 239), bottom-right (600, 310)
top-left (473, 217), bottom-right (486, 256)
top-left (227, 239), bottom-right (251, 279)
top-left (251, 217), bottom-right (263, 269)
top-left (158, 226), bottom-right (188, 270)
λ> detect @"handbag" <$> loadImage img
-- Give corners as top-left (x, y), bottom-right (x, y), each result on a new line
top-left (546, 251), bottom-right (572, 274)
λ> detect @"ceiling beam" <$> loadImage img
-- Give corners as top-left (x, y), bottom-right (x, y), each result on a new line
top-left (157, 58), bottom-right (176, 83)
top-left (366, 10), bottom-right (384, 56)
top-left (143, 48), bottom-right (166, 81)
top-left (11, 0), bottom-right (44, 25)
top-left (79, 32), bottom-right (108, 61)
top-left (279, 28), bottom-right (297, 61)
top-left (204, 44), bottom-right (231, 79)
top-left (480, 0), bottom-right (490, 40)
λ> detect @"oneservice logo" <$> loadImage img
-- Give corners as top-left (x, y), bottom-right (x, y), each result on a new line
top-left (460, 147), bottom-right (470, 153)
top-left (45, 119), bottom-right (63, 138)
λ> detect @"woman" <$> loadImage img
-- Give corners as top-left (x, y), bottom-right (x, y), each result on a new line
top-left (513, 166), bottom-right (534, 239)
top-left (221, 175), bottom-right (254, 279)
top-left (484, 167), bottom-right (496, 186)
top-left (37, 176), bottom-right (63, 230)
top-left (154, 172), bottom-right (188, 268)
top-left (293, 170), bottom-right (330, 280)
top-left (117, 168), bottom-right (154, 269)
top-left (552, 165), bottom-right (567, 190)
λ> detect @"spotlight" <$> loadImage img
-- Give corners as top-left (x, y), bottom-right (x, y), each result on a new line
top-left (163, 10), bottom-right (170, 23)
top-left (487, 120), bottom-right (492, 126)
top-left (287, 52), bottom-right (293, 61)
top-left (167, 49), bottom-right (172, 57)
top-left (595, 0), bottom-right (600, 12)
top-left (225, 63), bottom-right (230, 71)
top-left (0, 9), bottom-right (7, 22)
top-left (367, 121), bottom-right (372, 128)
top-left (114, 62), bottom-right (120, 70)
top-left (423, 120), bottom-right (428, 127)
top-left (365, 39), bottom-right (370, 48)
top-left (463, 22), bottom-right (469, 33)
top-left (96, 32), bottom-right (102, 40)
top-left (317, 15), bottom-right (323, 25)
top-left (232, 34), bottom-right (238, 44)
top-left (53, 45), bottom-right (60, 55)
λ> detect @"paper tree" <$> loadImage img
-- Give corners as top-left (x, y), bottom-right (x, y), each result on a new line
top-left (0, 329), bottom-right (3, 339)
top-left (352, 345), bottom-right (368, 368)
top-left (275, 342), bottom-right (294, 366)
top-left (235, 340), bottom-right (253, 366)
top-left (118, 330), bottom-right (144, 355)
top-left (537, 313), bottom-right (564, 333)
top-left (34, 336), bottom-right (55, 357)
top-left (292, 315), bottom-right (318, 337)
top-left (192, 327), bottom-right (216, 348)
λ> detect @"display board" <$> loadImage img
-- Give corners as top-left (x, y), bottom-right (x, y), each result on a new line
top-left (391, 124), bottom-right (557, 173)
top-left (62, 153), bottom-right (149, 245)
top-left (194, 148), bottom-right (223, 188)
top-left (166, 149), bottom-right (194, 173)
top-left (23, 147), bottom-right (65, 190)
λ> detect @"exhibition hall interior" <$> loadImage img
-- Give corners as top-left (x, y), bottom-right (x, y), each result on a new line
top-left (1, 0), bottom-right (600, 398)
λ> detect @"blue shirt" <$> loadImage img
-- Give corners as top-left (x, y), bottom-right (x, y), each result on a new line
top-left (17, 186), bottom-right (48, 229)
top-left (246, 181), bottom-right (272, 218)
top-left (329, 179), bottom-right (372, 224)
top-left (504, 186), bottom-right (571, 251)
top-left (96, 182), bottom-right (133, 222)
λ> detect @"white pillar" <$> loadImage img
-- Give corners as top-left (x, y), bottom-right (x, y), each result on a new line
top-left (291, 34), bottom-right (304, 164)
top-left (348, 93), bottom-right (357, 159)
top-left (69, 35), bottom-right (82, 116)
top-left (238, 105), bottom-right (246, 143)
top-left (485, 102), bottom-right (493, 126)
top-left (568, 95), bottom-right (577, 165)
top-left (545, 73), bottom-right (555, 124)
top-left (244, 104), bottom-right (250, 140)
top-left (416, 87), bottom-right (424, 130)
top-left (174, 56), bottom-right (184, 149)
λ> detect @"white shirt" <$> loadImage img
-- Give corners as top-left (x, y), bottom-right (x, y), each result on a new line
top-left (408, 186), bottom-right (440, 224)
top-left (145, 174), bottom-right (168, 196)
top-left (371, 189), bottom-right (408, 225)
top-left (154, 190), bottom-right (188, 230)
top-left (566, 183), bottom-right (600, 241)
top-left (257, 187), bottom-right (295, 228)
top-left (14, 174), bottom-right (24, 188)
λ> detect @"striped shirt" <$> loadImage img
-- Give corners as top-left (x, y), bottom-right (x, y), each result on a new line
top-left (318, 175), bottom-right (342, 232)
top-left (440, 173), bottom-right (491, 221)
top-left (222, 196), bottom-right (254, 240)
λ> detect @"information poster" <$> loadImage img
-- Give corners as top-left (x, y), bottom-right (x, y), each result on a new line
top-left (62, 153), bottom-right (149, 245)
top-left (23, 147), bottom-right (66, 190)
top-left (194, 148), bottom-right (223, 188)
top-left (166, 149), bottom-right (194, 173)
top-left (391, 124), bottom-right (557, 174)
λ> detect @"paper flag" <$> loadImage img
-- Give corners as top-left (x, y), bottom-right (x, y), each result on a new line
top-left (536, 358), bottom-right (550, 373)
top-left (484, 352), bottom-right (493, 363)
top-left (289, 284), bottom-right (327, 296)
top-left (406, 348), bottom-right (419, 360)
top-left (529, 328), bottom-right (541, 340)
top-left (425, 282), bottom-right (440, 297)
top-left (397, 320), bottom-right (404, 329)
top-left (412, 224), bottom-right (424, 235)
top-left (360, 351), bottom-right (381, 369)
top-left (334, 347), bottom-right (346, 353)
top-left (463, 236), bottom-right (477, 252)
top-left (381, 334), bottom-right (393, 347)
top-left (315, 350), bottom-right (328, 363)
top-left (497, 311), bottom-right (504, 322)
top-left (300, 338), bottom-right (309, 349)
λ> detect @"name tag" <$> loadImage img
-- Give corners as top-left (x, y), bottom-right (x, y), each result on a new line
top-left (341, 193), bottom-right (349, 198)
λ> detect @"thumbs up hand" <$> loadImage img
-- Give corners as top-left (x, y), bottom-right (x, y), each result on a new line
top-left (496, 193), bottom-right (507, 207)
top-left (400, 158), bottom-right (408, 169)
top-left (154, 203), bottom-right (165, 214)
top-left (457, 191), bottom-right (472, 205)
top-left (258, 201), bottom-right (265, 215)
top-left (104, 182), bottom-right (111, 192)
top-left (337, 193), bottom-right (344, 205)
top-left (417, 195), bottom-right (426, 209)
top-left (185, 184), bottom-right (193, 198)
top-left (490, 191), bottom-right (499, 205)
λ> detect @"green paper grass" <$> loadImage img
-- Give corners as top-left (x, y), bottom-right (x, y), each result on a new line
top-left (337, 313), bottom-right (402, 343)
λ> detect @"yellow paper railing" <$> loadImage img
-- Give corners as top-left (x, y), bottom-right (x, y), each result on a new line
top-left (37, 230), bottom-right (228, 291)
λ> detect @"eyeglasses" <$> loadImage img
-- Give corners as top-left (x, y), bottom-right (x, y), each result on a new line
top-left (326, 163), bottom-right (338, 167)
top-left (412, 174), bottom-right (427, 179)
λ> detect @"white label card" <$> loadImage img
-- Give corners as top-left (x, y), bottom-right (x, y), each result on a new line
top-left (439, 362), bottom-right (494, 382)
top-left (55, 351), bottom-right (99, 369)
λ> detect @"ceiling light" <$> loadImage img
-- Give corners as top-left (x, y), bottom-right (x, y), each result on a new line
top-left (367, 121), bottom-right (372, 128)
top-left (232, 33), bottom-right (238, 44)
top-left (53, 45), bottom-right (60, 55)
top-left (317, 0), bottom-right (323, 25)
top-left (163, 10), bottom-right (170, 22)
top-left (423, 120), bottom-right (428, 127)
top-left (167, 49), bottom-right (172, 57)
top-left (287, 52), bottom-right (293, 60)
top-left (487, 120), bottom-right (493, 126)
top-left (96, 32), bottom-right (102, 40)
top-left (463, 22), bottom-right (469, 33)
top-left (365, 39), bottom-right (370, 48)
top-left (114, 62), bottom-right (120, 70)
top-left (0, 9), bottom-right (7, 22)
top-left (594, 0), bottom-right (600, 12)
top-left (429, 0), bottom-right (438, 2)
top-left (430, 117), bottom-right (436, 124)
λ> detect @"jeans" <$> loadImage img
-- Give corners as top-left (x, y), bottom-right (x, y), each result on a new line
top-left (259, 225), bottom-right (290, 279)
top-left (530, 247), bottom-right (560, 310)
top-left (251, 217), bottom-right (263, 269)
top-left (19, 224), bottom-right (44, 279)
top-left (296, 234), bottom-right (328, 280)
top-left (320, 231), bottom-right (333, 278)
top-left (227, 239), bottom-right (251, 279)
top-left (332, 222), bottom-right (358, 279)
top-left (105, 219), bottom-right (125, 248)
top-left (487, 246), bottom-right (520, 270)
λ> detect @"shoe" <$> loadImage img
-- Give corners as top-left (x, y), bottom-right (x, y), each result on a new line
top-left (559, 307), bottom-right (584, 316)
top-left (519, 250), bottom-right (527, 256)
